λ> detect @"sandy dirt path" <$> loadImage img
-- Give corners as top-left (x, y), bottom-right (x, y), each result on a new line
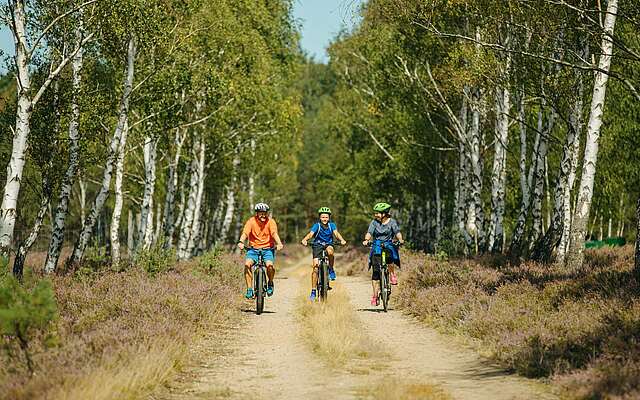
top-left (341, 276), bottom-right (557, 400)
top-left (156, 257), bottom-right (373, 399)
top-left (156, 256), bottom-right (557, 399)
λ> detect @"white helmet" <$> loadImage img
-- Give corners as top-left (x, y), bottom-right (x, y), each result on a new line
top-left (254, 202), bottom-right (270, 212)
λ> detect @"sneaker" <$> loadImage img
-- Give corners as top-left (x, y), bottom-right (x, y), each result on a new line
top-left (370, 295), bottom-right (379, 306)
top-left (390, 272), bottom-right (398, 285)
top-left (327, 284), bottom-right (332, 291)
top-left (245, 288), bottom-right (254, 299)
top-left (328, 267), bottom-right (336, 281)
top-left (309, 289), bottom-right (317, 301)
top-left (266, 282), bottom-right (274, 297)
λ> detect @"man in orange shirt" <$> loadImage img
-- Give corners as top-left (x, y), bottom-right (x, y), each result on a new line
top-left (237, 203), bottom-right (284, 299)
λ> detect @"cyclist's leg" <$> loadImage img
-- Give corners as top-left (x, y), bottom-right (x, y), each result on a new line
top-left (244, 252), bottom-right (257, 289)
top-left (371, 254), bottom-right (381, 304)
top-left (244, 257), bottom-right (256, 298)
top-left (311, 257), bottom-right (319, 288)
top-left (327, 245), bottom-right (335, 267)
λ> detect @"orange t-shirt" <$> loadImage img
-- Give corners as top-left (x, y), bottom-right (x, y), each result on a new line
top-left (243, 216), bottom-right (278, 248)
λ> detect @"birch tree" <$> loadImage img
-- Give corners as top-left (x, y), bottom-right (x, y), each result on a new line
top-left (566, 0), bottom-right (619, 270)
top-left (0, 0), bottom-right (94, 258)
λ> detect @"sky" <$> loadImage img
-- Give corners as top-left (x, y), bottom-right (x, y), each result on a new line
top-left (0, 0), bottom-right (365, 71)
top-left (292, 0), bottom-right (365, 63)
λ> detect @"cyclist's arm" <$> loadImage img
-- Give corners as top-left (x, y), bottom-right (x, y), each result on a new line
top-left (273, 231), bottom-right (284, 250)
top-left (301, 230), bottom-right (314, 245)
top-left (395, 232), bottom-right (404, 244)
top-left (237, 232), bottom-right (248, 249)
top-left (363, 232), bottom-right (373, 245)
top-left (333, 229), bottom-right (347, 244)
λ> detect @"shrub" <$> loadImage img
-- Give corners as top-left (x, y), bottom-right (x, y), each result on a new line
top-left (135, 241), bottom-right (176, 276)
top-left (437, 227), bottom-right (468, 257)
top-left (0, 276), bottom-right (58, 373)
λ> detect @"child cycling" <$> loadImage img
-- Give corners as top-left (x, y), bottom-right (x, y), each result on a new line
top-left (362, 202), bottom-right (404, 306)
top-left (237, 202), bottom-right (284, 299)
top-left (301, 207), bottom-right (347, 301)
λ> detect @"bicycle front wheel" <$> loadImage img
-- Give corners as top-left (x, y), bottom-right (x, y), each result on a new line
top-left (380, 268), bottom-right (389, 312)
top-left (319, 261), bottom-right (329, 301)
top-left (255, 268), bottom-right (265, 315)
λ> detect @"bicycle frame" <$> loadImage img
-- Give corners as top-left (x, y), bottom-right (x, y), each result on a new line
top-left (248, 247), bottom-right (274, 315)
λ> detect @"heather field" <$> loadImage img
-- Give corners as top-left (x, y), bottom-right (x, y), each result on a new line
top-left (0, 250), bottom-right (243, 400)
top-left (395, 246), bottom-right (640, 399)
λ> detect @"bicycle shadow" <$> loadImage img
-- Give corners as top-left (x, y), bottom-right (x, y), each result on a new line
top-left (240, 309), bottom-right (276, 314)
top-left (357, 308), bottom-right (394, 313)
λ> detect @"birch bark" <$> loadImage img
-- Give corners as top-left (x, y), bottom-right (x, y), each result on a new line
top-left (110, 120), bottom-right (129, 265)
top-left (66, 37), bottom-right (136, 269)
top-left (14, 179), bottom-right (52, 278)
top-left (177, 137), bottom-right (202, 259)
top-left (466, 86), bottom-right (484, 252)
top-left (186, 136), bottom-right (206, 256)
top-left (162, 127), bottom-right (186, 246)
top-left (137, 135), bottom-right (158, 251)
top-left (44, 24), bottom-right (85, 273)
top-left (218, 156), bottom-right (240, 244)
top-left (566, 0), bottom-right (619, 270)
top-left (488, 85), bottom-right (510, 252)
top-left (0, 2), bottom-right (92, 255)
top-left (558, 76), bottom-right (584, 262)
top-left (532, 107), bottom-right (581, 262)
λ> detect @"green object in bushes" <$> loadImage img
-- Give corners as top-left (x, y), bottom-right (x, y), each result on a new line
top-left (584, 237), bottom-right (626, 249)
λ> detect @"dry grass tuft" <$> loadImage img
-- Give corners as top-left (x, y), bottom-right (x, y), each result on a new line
top-left (396, 245), bottom-right (640, 399)
top-left (356, 377), bottom-right (452, 400)
top-left (297, 282), bottom-right (383, 365)
top-left (0, 250), bottom-right (244, 400)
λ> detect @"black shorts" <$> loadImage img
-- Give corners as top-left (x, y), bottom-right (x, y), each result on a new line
top-left (370, 251), bottom-right (396, 280)
top-left (312, 244), bottom-right (333, 259)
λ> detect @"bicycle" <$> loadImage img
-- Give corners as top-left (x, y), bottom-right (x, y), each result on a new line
top-left (313, 242), bottom-right (343, 302)
top-left (367, 240), bottom-right (401, 312)
top-left (247, 247), bottom-right (275, 315)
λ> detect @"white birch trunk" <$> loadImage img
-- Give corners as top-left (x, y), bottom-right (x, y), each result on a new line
top-left (66, 38), bottom-right (136, 268)
top-left (567, 0), bottom-right (618, 269)
top-left (176, 138), bottom-right (202, 259)
top-left (44, 24), bottom-right (84, 273)
top-left (137, 135), bottom-right (158, 251)
top-left (558, 77), bottom-right (584, 262)
top-left (510, 90), bottom-right (530, 254)
top-left (153, 202), bottom-right (162, 246)
top-left (466, 86), bottom-right (484, 252)
top-left (219, 157), bottom-right (240, 244)
top-left (163, 127), bottom-right (186, 246)
top-left (249, 138), bottom-right (256, 209)
top-left (0, 0), bottom-right (32, 254)
top-left (435, 162), bottom-right (442, 245)
top-left (127, 209), bottom-right (134, 255)
top-left (14, 179), bottom-right (51, 278)
top-left (186, 137), bottom-right (206, 256)
top-left (488, 85), bottom-right (510, 252)
top-left (530, 104), bottom-right (552, 245)
top-left (110, 120), bottom-right (128, 265)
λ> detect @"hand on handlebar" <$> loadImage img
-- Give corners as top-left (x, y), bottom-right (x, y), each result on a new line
top-left (340, 239), bottom-right (347, 246)
top-left (301, 239), bottom-right (308, 246)
top-left (237, 242), bottom-right (245, 250)
top-left (362, 240), bottom-right (370, 247)
top-left (276, 243), bottom-right (284, 251)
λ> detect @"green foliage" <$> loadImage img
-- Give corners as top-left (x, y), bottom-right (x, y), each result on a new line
top-left (197, 246), bottom-right (224, 275)
top-left (135, 241), bottom-right (177, 276)
top-left (0, 276), bottom-right (58, 372)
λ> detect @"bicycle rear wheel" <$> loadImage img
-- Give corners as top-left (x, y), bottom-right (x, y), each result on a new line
top-left (319, 261), bottom-right (329, 301)
top-left (255, 268), bottom-right (265, 315)
top-left (380, 267), bottom-right (389, 312)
